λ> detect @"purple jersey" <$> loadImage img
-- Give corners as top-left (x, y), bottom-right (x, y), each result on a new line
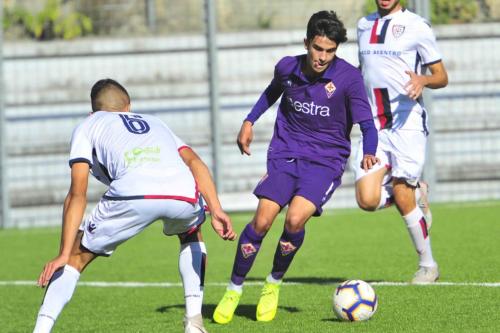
top-left (246, 55), bottom-right (372, 169)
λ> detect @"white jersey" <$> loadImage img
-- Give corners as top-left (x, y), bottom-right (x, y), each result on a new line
top-left (69, 111), bottom-right (198, 202)
top-left (357, 8), bottom-right (442, 132)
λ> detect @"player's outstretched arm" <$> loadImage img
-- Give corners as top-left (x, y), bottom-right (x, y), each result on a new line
top-left (180, 148), bottom-right (236, 240)
top-left (236, 120), bottom-right (253, 155)
top-left (358, 119), bottom-right (380, 172)
top-left (238, 77), bottom-right (283, 155)
top-left (38, 162), bottom-right (89, 287)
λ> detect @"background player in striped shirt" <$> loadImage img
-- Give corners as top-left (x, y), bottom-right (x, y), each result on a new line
top-left (354, 0), bottom-right (448, 283)
top-left (33, 79), bottom-right (236, 333)
top-left (213, 11), bottom-right (379, 324)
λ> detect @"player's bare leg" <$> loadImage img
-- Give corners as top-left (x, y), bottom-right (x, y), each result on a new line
top-left (33, 231), bottom-right (97, 333)
top-left (213, 199), bottom-right (280, 324)
top-left (257, 196), bottom-right (315, 322)
top-left (251, 198), bottom-right (283, 234)
top-left (355, 167), bottom-right (392, 211)
top-left (393, 179), bottom-right (439, 283)
top-left (178, 228), bottom-right (208, 333)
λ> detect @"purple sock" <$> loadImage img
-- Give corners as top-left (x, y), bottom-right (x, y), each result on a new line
top-left (271, 228), bottom-right (305, 280)
top-left (230, 223), bottom-right (265, 285)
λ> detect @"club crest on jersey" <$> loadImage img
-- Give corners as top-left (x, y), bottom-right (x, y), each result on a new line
top-left (392, 24), bottom-right (405, 38)
top-left (280, 241), bottom-right (297, 256)
top-left (241, 243), bottom-right (257, 258)
top-left (325, 81), bottom-right (336, 98)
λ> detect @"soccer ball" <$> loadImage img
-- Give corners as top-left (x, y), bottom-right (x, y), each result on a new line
top-left (333, 280), bottom-right (378, 321)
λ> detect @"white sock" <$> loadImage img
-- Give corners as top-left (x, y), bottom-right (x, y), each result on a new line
top-left (377, 184), bottom-right (394, 210)
top-left (33, 265), bottom-right (80, 333)
top-left (179, 242), bottom-right (206, 318)
top-left (403, 207), bottom-right (437, 267)
top-left (227, 281), bottom-right (243, 293)
top-left (266, 274), bottom-right (282, 284)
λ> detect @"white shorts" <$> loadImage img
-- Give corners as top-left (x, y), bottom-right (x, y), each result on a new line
top-left (80, 198), bottom-right (205, 255)
top-left (352, 129), bottom-right (427, 187)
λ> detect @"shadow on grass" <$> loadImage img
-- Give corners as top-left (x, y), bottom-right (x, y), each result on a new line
top-left (244, 276), bottom-right (349, 285)
top-left (321, 317), bottom-right (344, 323)
top-left (209, 303), bottom-right (299, 321)
top-left (156, 303), bottom-right (299, 321)
top-left (156, 304), bottom-right (184, 313)
top-left (249, 276), bottom-right (391, 285)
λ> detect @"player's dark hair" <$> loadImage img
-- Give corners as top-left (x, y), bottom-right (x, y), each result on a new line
top-left (306, 10), bottom-right (347, 44)
top-left (90, 78), bottom-right (130, 112)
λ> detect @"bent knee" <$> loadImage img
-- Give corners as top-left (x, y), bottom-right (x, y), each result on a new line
top-left (357, 200), bottom-right (378, 212)
top-left (356, 193), bottom-right (380, 211)
top-left (284, 215), bottom-right (307, 233)
top-left (251, 218), bottom-right (273, 235)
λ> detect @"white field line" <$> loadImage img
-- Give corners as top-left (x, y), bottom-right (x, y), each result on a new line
top-left (0, 280), bottom-right (499, 288)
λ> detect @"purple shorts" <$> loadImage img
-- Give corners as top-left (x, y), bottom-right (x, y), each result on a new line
top-left (253, 158), bottom-right (343, 216)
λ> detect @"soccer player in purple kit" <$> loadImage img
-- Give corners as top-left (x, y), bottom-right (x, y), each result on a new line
top-left (213, 10), bottom-right (379, 324)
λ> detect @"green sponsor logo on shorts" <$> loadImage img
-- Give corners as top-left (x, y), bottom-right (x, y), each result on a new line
top-left (124, 146), bottom-right (161, 167)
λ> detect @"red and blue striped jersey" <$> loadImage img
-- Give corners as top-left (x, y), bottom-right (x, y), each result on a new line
top-left (357, 8), bottom-right (442, 132)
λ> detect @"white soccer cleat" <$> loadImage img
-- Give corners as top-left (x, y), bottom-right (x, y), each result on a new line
top-left (418, 181), bottom-right (433, 230)
top-left (411, 265), bottom-right (439, 284)
top-left (184, 314), bottom-right (208, 333)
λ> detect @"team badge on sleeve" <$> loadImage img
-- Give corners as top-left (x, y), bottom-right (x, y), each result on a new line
top-left (392, 25), bottom-right (405, 38)
top-left (325, 81), bottom-right (336, 98)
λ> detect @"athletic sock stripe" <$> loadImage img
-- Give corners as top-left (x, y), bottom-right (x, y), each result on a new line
top-left (419, 217), bottom-right (429, 238)
top-left (200, 253), bottom-right (206, 287)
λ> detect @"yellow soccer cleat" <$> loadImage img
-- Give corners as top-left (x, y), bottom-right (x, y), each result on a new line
top-left (256, 282), bottom-right (281, 322)
top-left (213, 289), bottom-right (242, 324)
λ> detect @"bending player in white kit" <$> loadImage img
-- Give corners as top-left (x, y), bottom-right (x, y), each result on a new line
top-left (33, 78), bottom-right (236, 333)
top-left (354, 0), bottom-right (448, 283)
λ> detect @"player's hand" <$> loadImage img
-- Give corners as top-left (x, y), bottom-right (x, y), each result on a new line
top-left (37, 254), bottom-right (70, 288)
top-left (361, 154), bottom-right (380, 172)
top-left (404, 70), bottom-right (426, 100)
top-left (237, 121), bottom-right (254, 155)
top-left (210, 209), bottom-right (237, 241)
